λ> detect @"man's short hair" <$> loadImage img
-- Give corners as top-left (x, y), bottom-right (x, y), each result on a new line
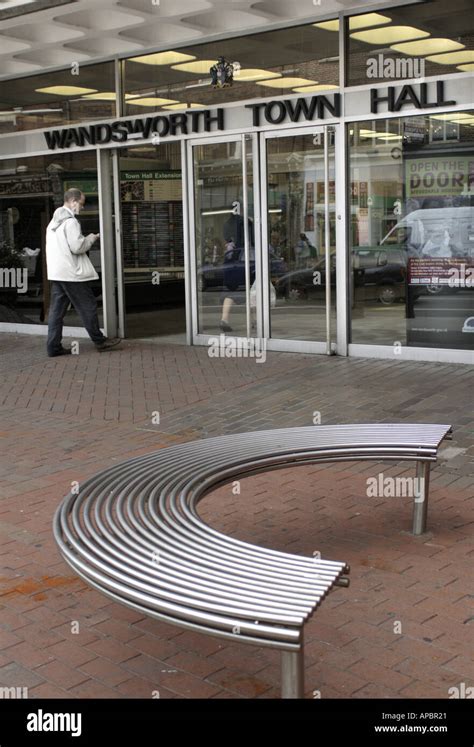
top-left (64, 188), bottom-right (83, 203)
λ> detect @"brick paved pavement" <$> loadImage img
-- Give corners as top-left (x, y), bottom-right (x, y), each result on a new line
top-left (0, 332), bottom-right (472, 699)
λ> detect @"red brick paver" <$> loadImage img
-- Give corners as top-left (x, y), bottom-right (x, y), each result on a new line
top-left (0, 332), bottom-right (472, 699)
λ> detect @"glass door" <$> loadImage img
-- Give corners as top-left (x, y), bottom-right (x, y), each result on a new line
top-left (260, 127), bottom-right (336, 352)
top-left (189, 134), bottom-right (258, 339)
top-left (115, 142), bottom-right (186, 341)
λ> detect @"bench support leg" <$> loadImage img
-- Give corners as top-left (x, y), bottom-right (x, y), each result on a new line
top-left (281, 646), bottom-right (304, 699)
top-left (413, 462), bottom-right (430, 535)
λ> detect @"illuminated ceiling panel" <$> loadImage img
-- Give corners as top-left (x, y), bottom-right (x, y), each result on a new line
top-left (0, 0), bottom-right (394, 77)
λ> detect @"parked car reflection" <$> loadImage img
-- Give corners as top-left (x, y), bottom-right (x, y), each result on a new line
top-left (275, 252), bottom-right (408, 305)
top-left (198, 247), bottom-right (287, 292)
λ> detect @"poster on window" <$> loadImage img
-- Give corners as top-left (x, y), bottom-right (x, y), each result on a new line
top-left (406, 257), bottom-right (474, 350)
top-left (406, 157), bottom-right (474, 198)
top-left (408, 257), bottom-right (474, 286)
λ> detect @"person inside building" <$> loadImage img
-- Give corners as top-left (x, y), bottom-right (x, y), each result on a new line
top-left (294, 232), bottom-right (318, 268)
top-left (219, 203), bottom-right (254, 333)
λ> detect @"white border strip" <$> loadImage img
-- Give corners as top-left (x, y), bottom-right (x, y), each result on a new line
top-left (0, 323), bottom-right (100, 338)
top-left (349, 343), bottom-right (474, 365)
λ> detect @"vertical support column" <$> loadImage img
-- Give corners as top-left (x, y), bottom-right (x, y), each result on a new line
top-left (259, 132), bottom-right (270, 342)
top-left (241, 134), bottom-right (251, 340)
top-left (413, 461), bottom-right (430, 535)
top-left (324, 129), bottom-right (332, 356)
top-left (251, 132), bottom-right (263, 341)
top-left (97, 148), bottom-right (117, 338)
top-left (336, 10), bottom-right (348, 357)
top-left (111, 150), bottom-right (125, 339)
top-left (335, 123), bottom-right (349, 357)
top-left (115, 59), bottom-right (125, 119)
top-left (181, 138), bottom-right (192, 346)
top-left (281, 644), bottom-right (304, 699)
top-left (186, 140), bottom-right (199, 342)
top-left (338, 10), bottom-right (346, 90)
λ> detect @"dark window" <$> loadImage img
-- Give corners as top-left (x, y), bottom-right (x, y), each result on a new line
top-left (0, 62), bottom-right (115, 134)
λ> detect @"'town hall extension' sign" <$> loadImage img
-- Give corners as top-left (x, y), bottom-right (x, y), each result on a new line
top-left (43, 95), bottom-right (340, 149)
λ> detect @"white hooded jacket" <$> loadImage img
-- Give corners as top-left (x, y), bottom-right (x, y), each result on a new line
top-left (46, 206), bottom-right (99, 282)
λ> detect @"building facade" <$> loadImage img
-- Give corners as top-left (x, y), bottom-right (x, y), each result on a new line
top-left (0, 0), bottom-right (473, 363)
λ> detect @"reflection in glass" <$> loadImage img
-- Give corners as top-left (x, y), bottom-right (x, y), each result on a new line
top-left (266, 133), bottom-right (336, 341)
top-left (349, 116), bottom-right (474, 351)
top-left (124, 24), bottom-right (339, 115)
top-left (194, 139), bottom-right (254, 336)
top-left (0, 63), bottom-right (116, 135)
top-left (347, 0), bottom-right (474, 85)
top-left (118, 142), bottom-right (186, 340)
top-left (0, 151), bottom-right (103, 328)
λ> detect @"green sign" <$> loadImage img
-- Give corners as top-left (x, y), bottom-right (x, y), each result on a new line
top-left (121, 171), bottom-right (182, 181)
top-left (63, 179), bottom-right (98, 194)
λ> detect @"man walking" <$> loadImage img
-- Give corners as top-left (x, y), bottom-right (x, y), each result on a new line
top-left (45, 188), bottom-right (121, 357)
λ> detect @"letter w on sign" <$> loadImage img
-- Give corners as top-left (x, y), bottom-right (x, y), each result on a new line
top-left (284, 97), bottom-right (318, 122)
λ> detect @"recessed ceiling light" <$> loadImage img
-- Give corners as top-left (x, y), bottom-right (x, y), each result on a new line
top-left (81, 92), bottom-right (139, 101)
top-left (161, 103), bottom-right (205, 110)
top-left (426, 50), bottom-right (474, 64)
top-left (391, 39), bottom-right (465, 56)
top-left (313, 20), bottom-right (339, 32)
top-left (359, 132), bottom-right (401, 140)
top-left (124, 146), bottom-right (155, 153)
top-left (313, 14), bottom-right (391, 32)
top-left (128, 97), bottom-right (179, 107)
top-left (255, 77), bottom-right (316, 88)
top-left (35, 86), bottom-right (98, 96)
top-left (131, 51), bottom-right (196, 66)
top-left (351, 26), bottom-right (429, 45)
top-left (293, 84), bottom-right (338, 92)
top-left (349, 13), bottom-right (392, 30)
top-left (457, 63), bottom-right (474, 72)
top-left (430, 112), bottom-right (472, 120)
top-left (234, 68), bottom-right (282, 82)
top-left (448, 116), bottom-right (474, 124)
top-left (82, 92), bottom-right (117, 100)
top-left (171, 60), bottom-right (218, 74)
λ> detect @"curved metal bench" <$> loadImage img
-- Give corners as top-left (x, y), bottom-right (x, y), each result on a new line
top-left (53, 423), bottom-right (452, 698)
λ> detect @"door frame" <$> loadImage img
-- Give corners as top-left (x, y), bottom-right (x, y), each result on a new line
top-left (186, 123), bottom-right (348, 355)
top-left (186, 131), bottom-right (261, 347)
top-left (259, 124), bottom-right (337, 355)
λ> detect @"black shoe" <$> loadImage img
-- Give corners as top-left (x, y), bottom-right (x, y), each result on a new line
top-left (95, 337), bottom-right (122, 352)
top-left (48, 348), bottom-right (72, 358)
top-left (219, 320), bottom-right (232, 333)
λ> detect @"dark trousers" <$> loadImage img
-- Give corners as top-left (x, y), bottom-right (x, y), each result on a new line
top-left (47, 280), bottom-right (106, 354)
